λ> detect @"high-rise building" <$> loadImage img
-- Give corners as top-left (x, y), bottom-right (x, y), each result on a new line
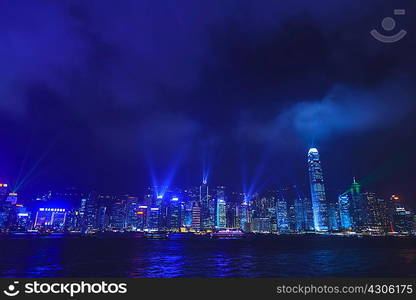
top-left (388, 195), bottom-right (404, 221)
top-left (238, 201), bottom-right (251, 232)
top-left (190, 201), bottom-right (201, 231)
top-left (109, 200), bottom-right (126, 230)
top-left (81, 192), bottom-right (99, 230)
top-left (6, 192), bottom-right (18, 205)
top-left (34, 208), bottom-right (67, 231)
top-left (215, 187), bottom-right (227, 230)
top-left (167, 197), bottom-right (181, 230)
top-left (308, 148), bottom-right (329, 231)
top-left (276, 191), bottom-right (289, 233)
top-left (0, 184), bottom-right (12, 230)
top-left (226, 202), bottom-right (238, 229)
top-left (147, 207), bottom-right (160, 231)
top-left (136, 206), bottom-right (148, 230)
top-left (215, 198), bottom-right (226, 229)
top-left (96, 206), bottom-right (108, 230)
top-left (200, 182), bottom-right (212, 230)
top-left (392, 207), bottom-right (413, 233)
top-left (338, 194), bottom-right (352, 230)
top-left (302, 197), bottom-right (315, 231)
top-left (252, 217), bottom-right (271, 233)
top-left (183, 201), bottom-right (193, 227)
top-left (0, 183), bottom-right (9, 201)
top-left (293, 196), bottom-right (306, 231)
top-left (64, 210), bottom-right (80, 231)
top-left (125, 196), bottom-right (139, 230)
top-left (350, 178), bottom-right (365, 230)
top-left (328, 201), bottom-right (340, 231)
top-left (364, 192), bottom-right (387, 231)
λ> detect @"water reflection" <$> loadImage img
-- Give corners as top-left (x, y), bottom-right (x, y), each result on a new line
top-left (0, 235), bottom-right (415, 277)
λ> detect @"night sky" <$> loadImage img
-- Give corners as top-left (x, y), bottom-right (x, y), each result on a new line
top-left (0, 0), bottom-right (415, 205)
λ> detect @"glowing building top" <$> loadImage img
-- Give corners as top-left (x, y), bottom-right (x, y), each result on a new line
top-left (308, 148), bottom-right (318, 154)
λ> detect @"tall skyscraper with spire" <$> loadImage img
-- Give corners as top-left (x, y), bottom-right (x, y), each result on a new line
top-left (308, 148), bottom-right (329, 231)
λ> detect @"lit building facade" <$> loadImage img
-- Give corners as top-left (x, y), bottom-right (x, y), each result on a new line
top-left (276, 191), bottom-right (289, 233)
top-left (190, 201), bottom-right (201, 230)
top-left (215, 187), bottom-right (227, 230)
top-left (308, 148), bottom-right (329, 231)
top-left (34, 208), bottom-right (67, 231)
top-left (338, 194), bottom-right (352, 230)
top-left (350, 178), bottom-right (365, 230)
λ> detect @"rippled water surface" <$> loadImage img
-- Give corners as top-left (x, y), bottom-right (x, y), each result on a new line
top-left (0, 234), bottom-right (415, 277)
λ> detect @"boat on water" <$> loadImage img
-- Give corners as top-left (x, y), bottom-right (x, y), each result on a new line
top-left (210, 229), bottom-right (246, 238)
top-left (143, 231), bottom-right (169, 239)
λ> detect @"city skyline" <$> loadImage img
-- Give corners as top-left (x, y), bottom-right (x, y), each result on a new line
top-left (0, 146), bottom-right (410, 206)
top-left (1, 0), bottom-right (415, 283)
top-left (1, 147), bottom-right (414, 235)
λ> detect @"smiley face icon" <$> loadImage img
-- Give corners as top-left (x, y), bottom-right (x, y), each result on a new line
top-left (3, 282), bottom-right (20, 297)
top-left (371, 9), bottom-right (407, 43)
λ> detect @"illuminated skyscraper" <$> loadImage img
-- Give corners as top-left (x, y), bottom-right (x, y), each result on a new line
top-left (252, 217), bottom-right (271, 233)
top-left (167, 196), bottom-right (181, 230)
top-left (125, 196), bottom-right (139, 230)
top-left (147, 207), bottom-right (159, 231)
top-left (200, 182), bottom-right (212, 230)
top-left (0, 183), bottom-right (9, 201)
top-left (238, 198), bottom-right (251, 232)
top-left (338, 194), bottom-right (352, 230)
top-left (109, 200), bottom-right (126, 230)
top-left (328, 201), bottom-right (340, 231)
top-left (293, 196), bottom-right (306, 231)
top-left (215, 187), bottom-right (227, 229)
top-left (81, 192), bottom-right (99, 230)
top-left (34, 208), bottom-right (67, 231)
top-left (136, 206), bottom-right (148, 230)
top-left (392, 207), bottom-right (413, 233)
top-left (6, 192), bottom-right (18, 205)
top-left (365, 193), bottom-right (388, 231)
top-left (308, 148), bottom-right (329, 231)
top-left (190, 201), bottom-right (201, 230)
top-left (276, 191), bottom-right (289, 233)
top-left (350, 178), bottom-right (365, 230)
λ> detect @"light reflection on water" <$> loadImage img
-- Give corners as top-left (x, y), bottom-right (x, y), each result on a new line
top-left (0, 234), bottom-right (415, 278)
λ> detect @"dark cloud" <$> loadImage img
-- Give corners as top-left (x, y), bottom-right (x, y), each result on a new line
top-left (237, 81), bottom-right (415, 146)
top-left (0, 0), bottom-right (415, 201)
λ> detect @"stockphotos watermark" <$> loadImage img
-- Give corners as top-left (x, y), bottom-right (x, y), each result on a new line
top-left (2, 280), bottom-right (127, 297)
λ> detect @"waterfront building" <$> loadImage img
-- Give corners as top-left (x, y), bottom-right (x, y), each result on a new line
top-left (109, 200), bottom-right (126, 230)
top-left (96, 206), bottom-right (108, 230)
top-left (276, 191), bottom-right (289, 233)
top-left (200, 182), bottom-right (213, 230)
top-left (167, 196), bottom-right (181, 230)
top-left (338, 194), bottom-right (352, 230)
top-left (136, 205), bottom-right (148, 230)
top-left (82, 192), bottom-right (99, 230)
top-left (34, 208), bottom-right (67, 231)
top-left (147, 207), bottom-right (160, 231)
top-left (328, 201), bottom-right (340, 231)
top-left (293, 196), bottom-right (306, 231)
top-left (238, 201), bottom-right (251, 232)
top-left (350, 178), bottom-right (365, 230)
top-left (125, 196), bottom-right (139, 230)
top-left (308, 148), bottom-right (329, 231)
top-left (190, 201), bottom-right (201, 230)
top-left (215, 187), bottom-right (227, 230)
top-left (252, 217), bottom-right (271, 233)
top-left (364, 192), bottom-right (388, 231)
